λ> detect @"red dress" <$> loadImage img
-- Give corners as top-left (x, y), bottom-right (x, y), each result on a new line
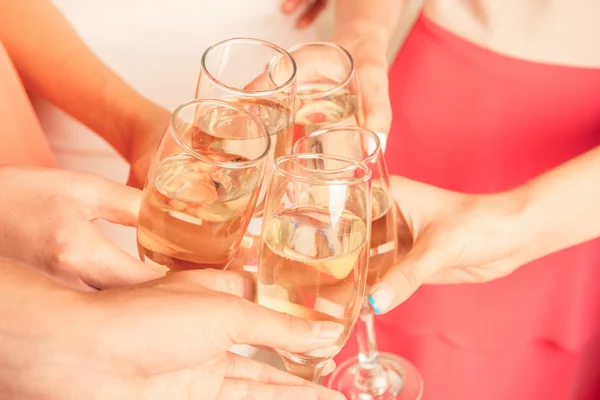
top-left (334, 15), bottom-right (600, 399)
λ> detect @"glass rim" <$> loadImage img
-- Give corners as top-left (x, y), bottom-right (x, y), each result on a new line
top-left (293, 126), bottom-right (382, 165)
top-left (273, 153), bottom-right (372, 186)
top-left (169, 98), bottom-right (271, 169)
top-left (286, 41), bottom-right (355, 100)
top-left (201, 37), bottom-right (297, 97)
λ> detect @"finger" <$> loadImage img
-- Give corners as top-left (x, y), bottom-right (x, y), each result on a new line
top-left (79, 227), bottom-right (163, 289)
top-left (225, 352), bottom-right (307, 383)
top-left (368, 245), bottom-right (439, 314)
top-left (281, 0), bottom-right (305, 14)
top-left (220, 299), bottom-right (345, 354)
top-left (226, 351), bottom-right (336, 380)
top-left (297, 0), bottom-right (327, 28)
top-left (322, 359), bottom-right (336, 375)
top-left (357, 64), bottom-right (392, 138)
top-left (82, 177), bottom-right (143, 226)
top-left (424, 265), bottom-right (508, 285)
top-left (217, 378), bottom-right (344, 400)
top-left (243, 65), bottom-right (271, 92)
top-left (161, 269), bottom-right (254, 299)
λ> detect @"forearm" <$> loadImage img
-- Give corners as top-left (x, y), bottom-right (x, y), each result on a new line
top-left (514, 146), bottom-right (600, 261)
top-left (333, 0), bottom-right (405, 46)
top-left (0, 0), bottom-right (160, 160)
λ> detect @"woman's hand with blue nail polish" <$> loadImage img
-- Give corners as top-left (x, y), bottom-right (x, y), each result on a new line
top-left (369, 176), bottom-right (532, 314)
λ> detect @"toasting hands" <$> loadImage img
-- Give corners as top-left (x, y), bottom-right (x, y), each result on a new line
top-left (372, 146), bottom-right (600, 314)
top-left (0, 166), bottom-right (162, 290)
top-left (0, 263), bottom-right (345, 400)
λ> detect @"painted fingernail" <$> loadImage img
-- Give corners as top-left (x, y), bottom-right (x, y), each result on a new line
top-left (368, 286), bottom-right (395, 314)
top-left (309, 321), bottom-right (344, 338)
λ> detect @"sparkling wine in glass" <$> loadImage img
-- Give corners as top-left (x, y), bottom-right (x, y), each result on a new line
top-left (197, 37), bottom-right (296, 213)
top-left (258, 153), bottom-right (372, 382)
top-left (136, 99), bottom-right (270, 274)
top-left (196, 37), bottom-right (297, 271)
top-left (294, 127), bottom-right (424, 399)
top-left (284, 42), bottom-right (363, 142)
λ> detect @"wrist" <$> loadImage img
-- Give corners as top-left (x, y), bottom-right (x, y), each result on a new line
top-left (332, 24), bottom-right (389, 65)
top-left (489, 185), bottom-right (546, 267)
top-left (102, 80), bottom-right (164, 161)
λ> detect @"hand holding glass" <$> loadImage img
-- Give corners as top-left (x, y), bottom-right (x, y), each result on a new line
top-left (283, 42), bottom-right (362, 141)
top-left (257, 153), bottom-right (372, 382)
top-left (136, 99), bottom-right (270, 273)
top-left (294, 127), bottom-right (423, 399)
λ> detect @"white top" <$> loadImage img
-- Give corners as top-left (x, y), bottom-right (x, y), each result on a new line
top-left (425, 0), bottom-right (600, 68)
top-left (33, 1), bottom-right (318, 256)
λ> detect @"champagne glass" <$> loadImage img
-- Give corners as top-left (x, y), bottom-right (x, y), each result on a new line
top-left (257, 153), bottom-right (372, 382)
top-left (197, 37), bottom-right (296, 270)
top-left (294, 127), bottom-right (424, 399)
top-left (136, 99), bottom-right (270, 274)
top-left (285, 42), bottom-right (363, 142)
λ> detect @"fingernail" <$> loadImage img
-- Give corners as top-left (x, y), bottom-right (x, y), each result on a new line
top-left (369, 286), bottom-right (395, 314)
top-left (309, 321), bottom-right (344, 338)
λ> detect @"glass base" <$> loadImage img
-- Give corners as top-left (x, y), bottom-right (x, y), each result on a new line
top-left (327, 353), bottom-right (423, 400)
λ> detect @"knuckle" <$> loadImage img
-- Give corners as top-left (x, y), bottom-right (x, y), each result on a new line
top-left (49, 229), bottom-right (79, 269)
top-left (219, 272), bottom-right (246, 297)
top-left (282, 312), bottom-right (301, 333)
top-left (399, 267), bottom-right (420, 290)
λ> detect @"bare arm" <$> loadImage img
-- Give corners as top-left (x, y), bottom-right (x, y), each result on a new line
top-left (0, 0), bottom-right (164, 160)
top-left (330, 0), bottom-right (406, 138)
top-left (515, 145), bottom-right (600, 263)
top-left (373, 145), bottom-right (600, 311)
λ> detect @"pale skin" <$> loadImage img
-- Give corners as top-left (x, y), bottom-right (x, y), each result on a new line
top-left (0, 0), bottom-right (172, 288)
top-left (0, 260), bottom-right (344, 400)
top-left (282, 0), bottom-right (404, 149)
top-left (0, 166), bottom-right (162, 291)
top-left (0, 0), bottom-right (170, 188)
top-left (369, 146), bottom-right (600, 313)
top-left (281, 1), bottom-right (600, 311)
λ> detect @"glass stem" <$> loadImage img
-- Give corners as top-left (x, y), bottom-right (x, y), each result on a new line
top-left (355, 296), bottom-right (390, 395)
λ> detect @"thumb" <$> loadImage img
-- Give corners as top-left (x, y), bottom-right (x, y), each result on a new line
top-left (84, 176), bottom-right (143, 226)
top-left (220, 298), bottom-right (345, 355)
top-left (80, 226), bottom-right (163, 290)
top-left (357, 63), bottom-right (391, 151)
top-left (368, 243), bottom-right (439, 314)
top-left (243, 63), bottom-right (275, 91)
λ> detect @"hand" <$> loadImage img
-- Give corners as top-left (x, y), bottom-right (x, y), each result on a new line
top-left (368, 176), bottom-right (531, 314)
top-left (126, 104), bottom-right (171, 189)
top-left (333, 30), bottom-right (392, 148)
top-left (1, 266), bottom-right (346, 400)
top-left (281, 0), bottom-right (329, 28)
top-left (0, 166), bottom-right (162, 291)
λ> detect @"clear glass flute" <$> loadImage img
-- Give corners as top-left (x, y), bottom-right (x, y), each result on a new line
top-left (196, 37), bottom-right (296, 271)
top-left (294, 127), bottom-right (423, 399)
top-left (257, 153), bottom-right (372, 382)
top-left (284, 41), bottom-right (363, 143)
top-left (136, 99), bottom-right (270, 274)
